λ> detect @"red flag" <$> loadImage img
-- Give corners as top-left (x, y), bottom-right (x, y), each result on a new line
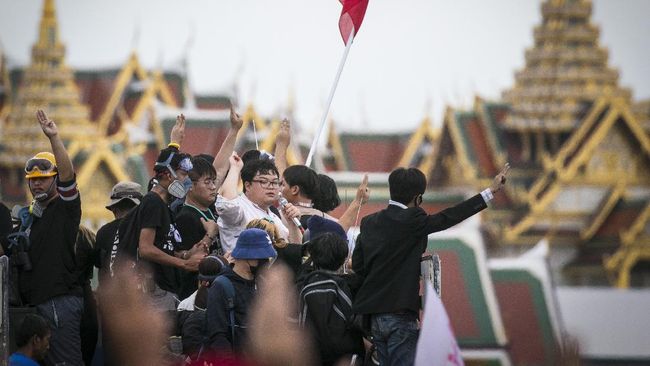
top-left (338, 0), bottom-right (369, 45)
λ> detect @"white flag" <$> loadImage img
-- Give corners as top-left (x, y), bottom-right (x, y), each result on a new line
top-left (415, 283), bottom-right (464, 366)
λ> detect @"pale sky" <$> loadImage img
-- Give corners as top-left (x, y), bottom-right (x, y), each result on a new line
top-left (1, 0), bottom-right (648, 133)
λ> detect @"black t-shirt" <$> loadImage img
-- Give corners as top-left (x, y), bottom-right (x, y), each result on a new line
top-left (95, 218), bottom-right (122, 286)
top-left (175, 204), bottom-right (218, 300)
top-left (19, 178), bottom-right (82, 305)
top-left (119, 191), bottom-right (181, 293)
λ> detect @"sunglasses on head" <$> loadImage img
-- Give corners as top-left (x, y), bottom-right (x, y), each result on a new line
top-left (25, 158), bottom-right (56, 174)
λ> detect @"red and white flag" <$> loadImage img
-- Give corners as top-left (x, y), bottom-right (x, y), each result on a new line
top-left (338, 0), bottom-right (369, 44)
top-left (415, 284), bottom-right (465, 366)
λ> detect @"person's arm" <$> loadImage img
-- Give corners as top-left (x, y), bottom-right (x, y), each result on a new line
top-left (220, 153), bottom-right (244, 200)
top-left (214, 106), bottom-right (244, 190)
top-left (175, 212), bottom-right (216, 251)
top-left (280, 201), bottom-right (303, 244)
top-left (274, 118), bottom-right (291, 177)
top-left (138, 228), bottom-right (201, 272)
top-left (338, 174), bottom-right (369, 232)
top-left (36, 110), bottom-right (74, 182)
top-left (423, 163), bottom-right (510, 234)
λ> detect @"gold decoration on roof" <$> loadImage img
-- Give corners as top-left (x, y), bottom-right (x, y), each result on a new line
top-left (0, 0), bottom-right (96, 167)
top-left (397, 116), bottom-right (439, 177)
top-left (502, 0), bottom-right (631, 131)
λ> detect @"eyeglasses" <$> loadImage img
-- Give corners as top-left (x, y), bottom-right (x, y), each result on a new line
top-left (25, 158), bottom-right (56, 174)
top-left (251, 179), bottom-right (281, 189)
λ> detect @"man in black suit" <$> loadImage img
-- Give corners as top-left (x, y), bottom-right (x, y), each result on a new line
top-left (352, 164), bottom-right (509, 366)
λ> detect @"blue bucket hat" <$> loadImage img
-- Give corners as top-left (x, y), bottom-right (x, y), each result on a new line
top-left (305, 216), bottom-right (347, 242)
top-left (231, 228), bottom-right (277, 260)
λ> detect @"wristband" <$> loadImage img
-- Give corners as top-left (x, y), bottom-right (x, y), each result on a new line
top-left (168, 142), bottom-right (180, 150)
top-left (181, 251), bottom-right (188, 260)
top-left (205, 233), bottom-right (216, 241)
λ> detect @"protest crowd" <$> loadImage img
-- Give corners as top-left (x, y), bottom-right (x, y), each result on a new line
top-left (0, 107), bottom-right (508, 366)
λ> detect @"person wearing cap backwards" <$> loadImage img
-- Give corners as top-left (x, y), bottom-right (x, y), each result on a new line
top-left (18, 110), bottom-right (83, 366)
top-left (114, 115), bottom-right (206, 311)
top-left (205, 228), bottom-right (277, 356)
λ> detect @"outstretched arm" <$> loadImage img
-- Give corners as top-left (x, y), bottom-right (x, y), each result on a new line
top-left (214, 106), bottom-right (244, 189)
top-left (422, 163), bottom-right (510, 235)
top-left (274, 118), bottom-right (292, 177)
top-left (36, 110), bottom-right (74, 182)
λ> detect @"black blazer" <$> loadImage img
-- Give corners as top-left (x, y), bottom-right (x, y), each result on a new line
top-left (352, 194), bottom-right (487, 315)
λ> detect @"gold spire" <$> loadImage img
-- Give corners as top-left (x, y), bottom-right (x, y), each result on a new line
top-left (502, 0), bottom-right (631, 131)
top-left (0, 0), bottom-right (96, 167)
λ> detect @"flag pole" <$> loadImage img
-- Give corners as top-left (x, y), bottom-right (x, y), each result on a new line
top-left (305, 28), bottom-right (355, 168)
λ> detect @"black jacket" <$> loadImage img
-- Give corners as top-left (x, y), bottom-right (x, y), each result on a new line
top-left (352, 194), bottom-right (487, 315)
top-left (205, 267), bottom-right (256, 354)
top-left (179, 308), bottom-right (206, 359)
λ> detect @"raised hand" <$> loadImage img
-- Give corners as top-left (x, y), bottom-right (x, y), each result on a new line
top-left (229, 152), bottom-right (244, 170)
top-left (230, 105), bottom-right (243, 130)
top-left (355, 173), bottom-right (370, 204)
top-left (490, 163), bottom-right (510, 194)
top-left (276, 118), bottom-right (291, 147)
top-left (170, 114), bottom-right (186, 146)
top-left (36, 109), bottom-right (58, 138)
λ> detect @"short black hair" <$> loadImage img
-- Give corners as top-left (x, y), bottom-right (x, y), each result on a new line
top-left (283, 165), bottom-right (319, 200)
top-left (194, 154), bottom-right (215, 165)
top-left (240, 159), bottom-right (279, 193)
top-left (189, 156), bottom-right (217, 182)
top-left (308, 232), bottom-right (348, 271)
top-left (241, 150), bottom-right (262, 165)
top-left (388, 167), bottom-right (426, 205)
top-left (312, 174), bottom-right (341, 212)
top-left (15, 314), bottom-right (49, 348)
top-left (199, 255), bottom-right (226, 277)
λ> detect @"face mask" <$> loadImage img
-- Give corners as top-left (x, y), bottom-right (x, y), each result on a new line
top-left (154, 152), bottom-right (193, 199)
top-left (168, 177), bottom-right (191, 199)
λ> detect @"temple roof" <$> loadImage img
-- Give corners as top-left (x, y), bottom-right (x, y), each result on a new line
top-left (502, 0), bottom-right (632, 131)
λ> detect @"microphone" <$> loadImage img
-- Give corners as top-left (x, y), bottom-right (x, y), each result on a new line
top-left (278, 195), bottom-right (305, 233)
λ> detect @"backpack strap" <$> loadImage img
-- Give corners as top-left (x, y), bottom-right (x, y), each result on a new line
top-left (214, 275), bottom-right (236, 348)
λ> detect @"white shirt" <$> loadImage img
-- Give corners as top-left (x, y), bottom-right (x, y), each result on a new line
top-left (177, 291), bottom-right (196, 311)
top-left (215, 194), bottom-right (288, 253)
